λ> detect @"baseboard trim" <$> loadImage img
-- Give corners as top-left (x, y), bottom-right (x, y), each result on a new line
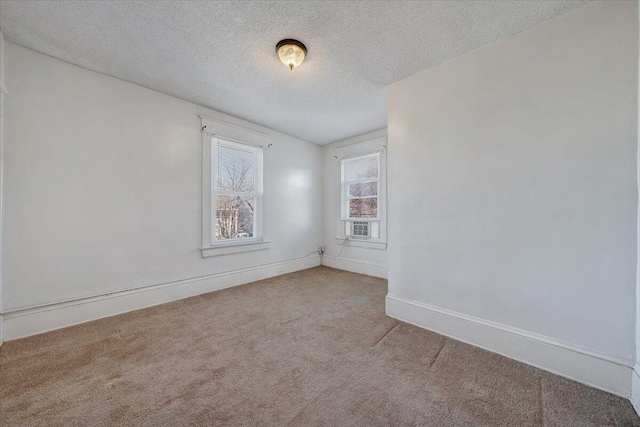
top-left (385, 294), bottom-right (633, 398)
top-left (631, 364), bottom-right (640, 416)
top-left (2, 255), bottom-right (321, 341)
top-left (322, 255), bottom-right (387, 278)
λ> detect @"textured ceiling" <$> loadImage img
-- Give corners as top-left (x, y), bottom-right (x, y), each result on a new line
top-left (1, 1), bottom-right (590, 145)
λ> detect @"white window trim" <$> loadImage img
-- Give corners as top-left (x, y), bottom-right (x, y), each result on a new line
top-left (200, 116), bottom-right (270, 258)
top-left (334, 137), bottom-right (387, 250)
top-left (201, 240), bottom-right (270, 258)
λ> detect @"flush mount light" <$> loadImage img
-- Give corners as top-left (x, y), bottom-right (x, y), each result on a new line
top-left (276, 39), bottom-right (307, 71)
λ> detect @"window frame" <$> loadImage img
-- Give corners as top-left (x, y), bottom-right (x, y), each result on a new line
top-left (334, 136), bottom-right (387, 250)
top-left (200, 115), bottom-right (270, 258)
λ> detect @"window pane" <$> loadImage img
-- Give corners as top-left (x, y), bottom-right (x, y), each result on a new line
top-left (345, 156), bottom-right (378, 181)
top-left (349, 197), bottom-right (377, 218)
top-left (349, 182), bottom-right (377, 197)
top-left (215, 195), bottom-right (254, 240)
top-left (215, 144), bottom-right (255, 192)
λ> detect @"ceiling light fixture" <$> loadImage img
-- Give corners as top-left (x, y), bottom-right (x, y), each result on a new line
top-left (276, 39), bottom-right (307, 71)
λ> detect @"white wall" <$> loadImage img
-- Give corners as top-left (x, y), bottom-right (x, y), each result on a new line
top-left (0, 33), bottom-right (5, 345)
top-left (633, 1), bottom-right (640, 414)
top-left (1, 43), bottom-right (322, 338)
top-left (387, 1), bottom-right (638, 396)
top-left (322, 129), bottom-right (388, 278)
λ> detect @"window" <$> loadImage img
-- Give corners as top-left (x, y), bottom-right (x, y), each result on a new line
top-left (212, 137), bottom-right (262, 244)
top-left (200, 116), bottom-right (269, 258)
top-left (341, 152), bottom-right (381, 239)
top-left (333, 136), bottom-right (386, 250)
top-left (201, 125), bottom-right (269, 258)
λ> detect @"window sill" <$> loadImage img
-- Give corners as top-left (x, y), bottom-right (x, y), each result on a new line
top-left (334, 237), bottom-right (387, 250)
top-left (201, 240), bottom-right (270, 258)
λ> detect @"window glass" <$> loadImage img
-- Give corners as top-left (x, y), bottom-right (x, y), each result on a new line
top-left (348, 182), bottom-right (377, 197)
top-left (345, 156), bottom-right (378, 180)
top-left (342, 153), bottom-right (379, 221)
top-left (212, 138), bottom-right (261, 243)
top-left (349, 198), bottom-right (378, 218)
top-left (215, 145), bottom-right (255, 192)
top-left (215, 195), bottom-right (254, 240)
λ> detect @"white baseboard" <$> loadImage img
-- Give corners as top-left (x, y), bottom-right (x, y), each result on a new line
top-left (631, 364), bottom-right (640, 416)
top-left (322, 255), bottom-right (387, 278)
top-left (2, 255), bottom-right (321, 341)
top-left (386, 294), bottom-right (633, 398)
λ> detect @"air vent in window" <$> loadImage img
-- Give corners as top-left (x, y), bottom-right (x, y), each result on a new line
top-left (351, 221), bottom-right (371, 238)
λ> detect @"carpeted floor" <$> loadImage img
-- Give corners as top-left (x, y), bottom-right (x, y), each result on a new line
top-left (1, 266), bottom-right (638, 426)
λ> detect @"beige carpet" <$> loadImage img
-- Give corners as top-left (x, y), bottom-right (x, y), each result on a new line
top-left (1, 266), bottom-right (638, 426)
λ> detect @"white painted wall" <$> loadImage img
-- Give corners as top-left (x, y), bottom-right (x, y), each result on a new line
top-left (0, 32), bottom-right (5, 345)
top-left (387, 1), bottom-right (638, 395)
top-left (322, 129), bottom-right (388, 278)
top-left (2, 43), bottom-right (322, 325)
top-left (633, 1), bottom-right (640, 415)
top-left (2, 4), bottom-right (639, 403)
